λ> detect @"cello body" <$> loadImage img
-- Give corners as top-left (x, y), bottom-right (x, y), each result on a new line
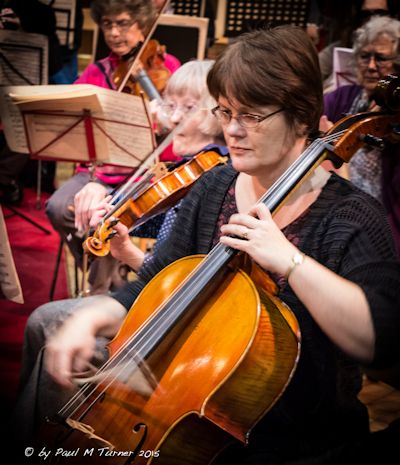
top-left (35, 76), bottom-right (400, 464)
top-left (37, 256), bottom-right (300, 464)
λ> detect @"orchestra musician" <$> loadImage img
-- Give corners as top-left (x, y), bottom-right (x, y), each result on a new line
top-left (45, 0), bottom-right (180, 295)
top-left (90, 59), bottom-right (227, 272)
top-left (13, 26), bottom-right (400, 464)
top-left (322, 15), bottom-right (400, 256)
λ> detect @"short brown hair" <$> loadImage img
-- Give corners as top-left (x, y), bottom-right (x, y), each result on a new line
top-left (207, 26), bottom-right (323, 137)
top-left (91, 0), bottom-right (156, 33)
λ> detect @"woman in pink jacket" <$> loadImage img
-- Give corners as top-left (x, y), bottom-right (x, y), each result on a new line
top-left (46, 0), bottom-right (180, 294)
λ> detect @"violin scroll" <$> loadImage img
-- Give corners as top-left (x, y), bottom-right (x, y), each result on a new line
top-left (83, 219), bottom-right (120, 257)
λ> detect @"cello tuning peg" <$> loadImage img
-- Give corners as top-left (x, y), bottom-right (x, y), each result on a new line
top-left (361, 134), bottom-right (385, 149)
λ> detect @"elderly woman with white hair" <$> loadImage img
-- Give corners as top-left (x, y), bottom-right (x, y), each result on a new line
top-left (94, 58), bottom-right (228, 272)
top-left (323, 15), bottom-right (400, 256)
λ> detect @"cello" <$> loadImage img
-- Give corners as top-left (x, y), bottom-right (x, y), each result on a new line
top-left (35, 77), bottom-right (400, 464)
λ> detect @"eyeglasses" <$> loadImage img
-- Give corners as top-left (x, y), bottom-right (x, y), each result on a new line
top-left (211, 106), bottom-right (284, 129)
top-left (100, 19), bottom-right (136, 33)
top-left (160, 102), bottom-right (198, 117)
top-left (358, 52), bottom-right (398, 67)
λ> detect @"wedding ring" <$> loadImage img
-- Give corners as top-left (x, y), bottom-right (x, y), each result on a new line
top-left (242, 230), bottom-right (248, 240)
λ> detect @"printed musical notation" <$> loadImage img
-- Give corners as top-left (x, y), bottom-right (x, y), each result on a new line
top-left (0, 84), bottom-right (154, 167)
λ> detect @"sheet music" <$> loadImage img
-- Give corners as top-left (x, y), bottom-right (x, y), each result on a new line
top-left (0, 84), bottom-right (154, 166)
top-left (53, 0), bottom-right (76, 49)
top-left (0, 30), bottom-right (48, 85)
top-left (95, 87), bottom-right (154, 166)
top-left (0, 84), bottom-right (95, 154)
top-left (0, 207), bottom-right (23, 304)
top-left (333, 47), bottom-right (356, 89)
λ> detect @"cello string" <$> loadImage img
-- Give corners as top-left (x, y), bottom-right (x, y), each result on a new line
top-left (59, 128), bottom-right (350, 418)
top-left (59, 127), bottom-right (350, 418)
top-left (58, 133), bottom-right (338, 417)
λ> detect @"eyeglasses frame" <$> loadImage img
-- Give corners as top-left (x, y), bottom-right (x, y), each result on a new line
top-left (211, 106), bottom-right (284, 128)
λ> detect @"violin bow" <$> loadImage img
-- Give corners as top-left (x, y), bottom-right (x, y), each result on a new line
top-left (117, 0), bottom-right (171, 93)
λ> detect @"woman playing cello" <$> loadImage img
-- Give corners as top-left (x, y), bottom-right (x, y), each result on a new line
top-left (14, 26), bottom-right (400, 464)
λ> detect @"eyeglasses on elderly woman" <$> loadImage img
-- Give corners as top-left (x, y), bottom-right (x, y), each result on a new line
top-left (357, 51), bottom-right (398, 67)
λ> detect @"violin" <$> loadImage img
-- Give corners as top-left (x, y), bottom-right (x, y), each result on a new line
top-left (35, 76), bottom-right (400, 464)
top-left (83, 149), bottom-right (228, 257)
top-left (112, 0), bottom-right (171, 99)
top-left (112, 39), bottom-right (171, 99)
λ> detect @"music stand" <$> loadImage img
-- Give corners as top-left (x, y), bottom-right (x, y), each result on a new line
top-left (216, 0), bottom-right (310, 40)
top-left (0, 29), bottom-right (49, 219)
top-left (0, 206), bottom-right (24, 304)
top-left (333, 47), bottom-right (357, 90)
top-left (2, 204), bottom-right (51, 235)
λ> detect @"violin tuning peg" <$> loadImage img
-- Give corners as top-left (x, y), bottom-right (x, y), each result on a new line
top-left (107, 219), bottom-right (120, 229)
top-left (105, 231), bottom-right (118, 242)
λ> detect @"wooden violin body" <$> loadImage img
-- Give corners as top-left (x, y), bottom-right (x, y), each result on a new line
top-left (113, 39), bottom-right (170, 97)
top-left (36, 256), bottom-right (300, 464)
top-left (113, 0), bottom-right (173, 97)
top-left (84, 150), bottom-right (228, 257)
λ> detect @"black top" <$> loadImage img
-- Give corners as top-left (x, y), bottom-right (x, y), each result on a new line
top-left (112, 164), bottom-right (400, 461)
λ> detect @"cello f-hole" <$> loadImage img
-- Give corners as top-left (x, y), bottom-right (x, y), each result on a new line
top-left (126, 423), bottom-right (147, 465)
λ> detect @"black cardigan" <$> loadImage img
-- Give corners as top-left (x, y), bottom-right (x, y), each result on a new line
top-left (112, 164), bottom-right (400, 458)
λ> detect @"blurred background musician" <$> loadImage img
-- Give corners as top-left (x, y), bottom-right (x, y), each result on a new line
top-left (90, 59), bottom-right (227, 275)
top-left (318, 0), bottom-right (400, 91)
top-left (45, 0), bottom-right (180, 295)
top-left (322, 15), bottom-right (400, 256)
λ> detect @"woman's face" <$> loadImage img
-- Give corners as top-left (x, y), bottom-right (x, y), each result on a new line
top-left (216, 96), bottom-right (304, 180)
top-left (356, 33), bottom-right (398, 95)
top-left (162, 92), bottom-right (213, 156)
top-left (100, 12), bottom-right (144, 57)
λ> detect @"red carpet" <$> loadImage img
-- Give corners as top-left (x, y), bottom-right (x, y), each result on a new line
top-left (0, 188), bottom-right (69, 411)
